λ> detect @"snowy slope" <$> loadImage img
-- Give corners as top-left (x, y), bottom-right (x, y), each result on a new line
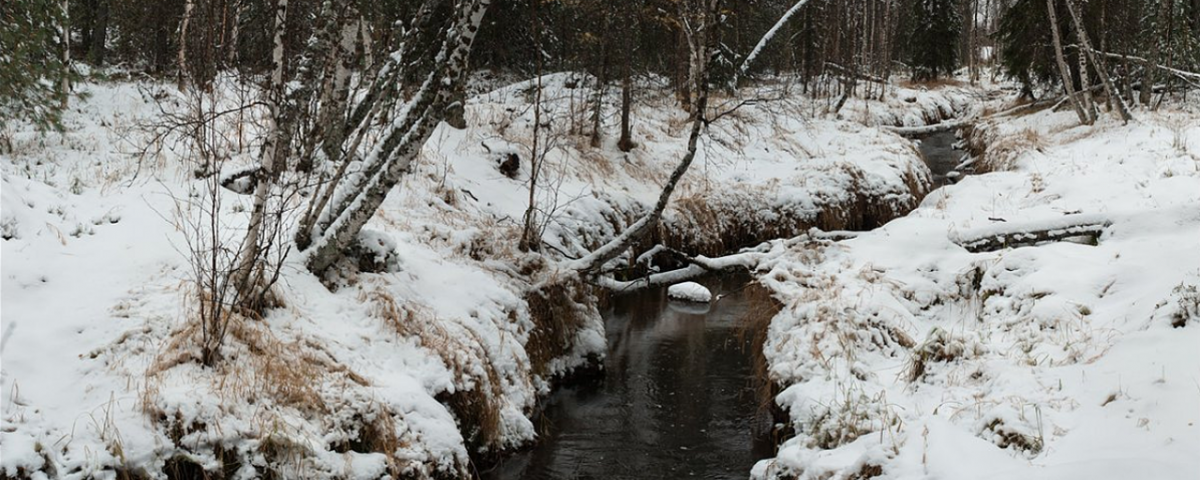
top-left (752, 103), bottom-right (1200, 479)
top-left (1, 75), bottom-right (971, 478)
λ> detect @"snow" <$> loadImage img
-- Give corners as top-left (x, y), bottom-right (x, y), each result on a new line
top-left (751, 96), bottom-right (1200, 479)
top-left (0, 74), bottom-right (947, 478)
top-left (667, 282), bottom-right (712, 303)
top-left (9, 68), bottom-right (1185, 480)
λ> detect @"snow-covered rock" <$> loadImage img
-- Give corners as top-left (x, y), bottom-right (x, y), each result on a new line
top-left (667, 282), bottom-right (712, 303)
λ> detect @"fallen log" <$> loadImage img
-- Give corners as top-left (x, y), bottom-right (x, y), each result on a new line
top-left (885, 118), bottom-right (973, 137)
top-left (953, 214), bottom-right (1112, 253)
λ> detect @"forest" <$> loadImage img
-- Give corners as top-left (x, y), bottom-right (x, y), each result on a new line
top-left (2, 0), bottom-right (1200, 478)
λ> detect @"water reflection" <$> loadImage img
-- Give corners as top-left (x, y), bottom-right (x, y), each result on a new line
top-left (483, 277), bottom-right (773, 480)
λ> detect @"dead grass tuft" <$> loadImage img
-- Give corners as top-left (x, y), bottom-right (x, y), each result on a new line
top-left (902, 327), bottom-right (980, 382)
top-left (524, 273), bottom-right (594, 379)
top-left (974, 127), bottom-right (1045, 173)
top-left (734, 282), bottom-right (786, 443)
top-left (981, 416), bottom-right (1044, 455)
top-left (363, 285), bottom-right (506, 454)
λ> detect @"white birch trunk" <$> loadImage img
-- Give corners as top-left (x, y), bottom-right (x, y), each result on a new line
top-left (304, 0), bottom-right (494, 275)
top-left (232, 0), bottom-right (287, 294)
top-left (177, 0), bottom-right (195, 89)
top-left (1047, 0), bottom-right (1090, 124)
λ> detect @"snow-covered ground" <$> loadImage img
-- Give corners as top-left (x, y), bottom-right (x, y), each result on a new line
top-left (0, 75), bottom-right (961, 478)
top-left (752, 103), bottom-right (1200, 479)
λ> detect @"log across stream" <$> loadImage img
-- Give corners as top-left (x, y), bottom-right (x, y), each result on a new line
top-left (482, 275), bottom-right (775, 479)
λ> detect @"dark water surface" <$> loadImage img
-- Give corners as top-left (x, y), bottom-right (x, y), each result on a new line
top-left (916, 131), bottom-right (969, 187)
top-left (482, 277), bottom-right (774, 480)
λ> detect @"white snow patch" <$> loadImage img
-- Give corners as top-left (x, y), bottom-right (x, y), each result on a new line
top-left (667, 282), bottom-right (712, 303)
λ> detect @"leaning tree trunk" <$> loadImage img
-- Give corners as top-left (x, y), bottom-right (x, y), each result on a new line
top-left (303, 0), bottom-right (494, 276)
top-left (572, 0), bottom-right (722, 275)
top-left (1064, 0), bottom-right (1132, 123)
top-left (1047, 0), bottom-right (1090, 124)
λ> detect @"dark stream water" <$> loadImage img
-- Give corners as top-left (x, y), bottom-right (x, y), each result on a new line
top-left (916, 131), bottom-right (970, 187)
top-left (482, 276), bottom-right (774, 480)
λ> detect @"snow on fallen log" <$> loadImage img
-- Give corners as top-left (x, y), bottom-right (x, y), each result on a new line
top-left (885, 118), bottom-right (973, 137)
top-left (952, 214), bottom-right (1112, 253)
top-left (667, 282), bottom-right (713, 303)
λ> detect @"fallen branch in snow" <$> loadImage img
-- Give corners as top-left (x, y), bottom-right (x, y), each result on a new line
top-left (596, 229), bottom-right (854, 293)
top-left (885, 118), bottom-right (973, 137)
top-left (953, 214), bottom-right (1112, 253)
top-left (596, 248), bottom-right (765, 293)
top-left (824, 62), bottom-right (889, 85)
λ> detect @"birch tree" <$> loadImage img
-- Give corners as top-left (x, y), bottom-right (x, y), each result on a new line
top-left (299, 0), bottom-right (494, 275)
top-left (572, 0), bottom-right (722, 275)
top-left (1047, 0), bottom-right (1091, 124)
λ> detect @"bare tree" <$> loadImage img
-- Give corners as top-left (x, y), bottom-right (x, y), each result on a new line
top-left (572, 0), bottom-right (722, 275)
top-left (1064, 0), bottom-right (1132, 123)
top-left (1047, 0), bottom-right (1091, 124)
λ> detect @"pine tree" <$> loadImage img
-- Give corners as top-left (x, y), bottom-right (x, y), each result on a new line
top-left (1, 0), bottom-right (77, 131)
top-left (906, 0), bottom-right (962, 81)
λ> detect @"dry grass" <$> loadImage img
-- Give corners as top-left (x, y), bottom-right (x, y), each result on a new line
top-left (139, 285), bottom-right (407, 478)
top-left (524, 273), bottom-right (594, 379)
top-left (901, 327), bottom-right (979, 383)
top-left (734, 282), bottom-right (786, 443)
top-left (973, 127), bottom-right (1045, 173)
top-left (363, 284), bottom-right (506, 455)
top-left (658, 163), bottom-right (926, 257)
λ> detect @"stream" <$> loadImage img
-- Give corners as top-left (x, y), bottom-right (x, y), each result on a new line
top-left (482, 133), bottom-right (969, 479)
top-left (483, 276), bottom-right (774, 479)
top-left (915, 130), bottom-right (970, 188)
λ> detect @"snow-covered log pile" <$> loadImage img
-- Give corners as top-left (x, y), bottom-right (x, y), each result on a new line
top-left (752, 103), bottom-right (1200, 479)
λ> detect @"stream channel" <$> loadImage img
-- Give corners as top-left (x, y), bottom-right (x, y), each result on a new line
top-left (483, 275), bottom-right (774, 479)
top-left (482, 132), bottom-right (969, 479)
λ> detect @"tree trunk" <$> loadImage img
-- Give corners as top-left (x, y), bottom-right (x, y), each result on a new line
top-left (618, 67), bottom-right (634, 152)
top-left (178, 0), bottom-right (195, 89)
top-left (1142, 1), bottom-right (1165, 106)
top-left (1047, 0), bottom-right (1090, 124)
top-left (1064, 0), bottom-right (1132, 123)
top-left (304, 0), bottom-right (494, 276)
top-left (232, 0), bottom-right (288, 300)
top-left (573, 0), bottom-right (722, 274)
top-left (59, 0), bottom-right (69, 109)
top-left (88, 0), bottom-right (108, 66)
top-left (519, 0), bottom-right (544, 252)
top-left (226, 0), bottom-right (242, 65)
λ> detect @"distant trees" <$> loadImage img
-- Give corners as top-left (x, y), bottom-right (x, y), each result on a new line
top-left (997, 0), bottom-right (1200, 114)
top-left (1, 0), bottom-right (76, 132)
top-left (907, 0), bottom-right (963, 80)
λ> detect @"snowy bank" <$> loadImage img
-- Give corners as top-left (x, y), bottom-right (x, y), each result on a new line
top-left (752, 100), bottom-right (1200, 479)
top-left (0, 74), bottom-right (970, 478)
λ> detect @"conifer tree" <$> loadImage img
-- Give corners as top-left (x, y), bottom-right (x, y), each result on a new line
top-left (1, 0), bottom-right (77, 131)
top-left (906, 0), bottom-right (962, 81)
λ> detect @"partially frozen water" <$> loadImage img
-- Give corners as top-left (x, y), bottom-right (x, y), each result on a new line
top-left (482, 276), bottom-right (774, 479)
top-left (916, 131), bottom-right (969, 188)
